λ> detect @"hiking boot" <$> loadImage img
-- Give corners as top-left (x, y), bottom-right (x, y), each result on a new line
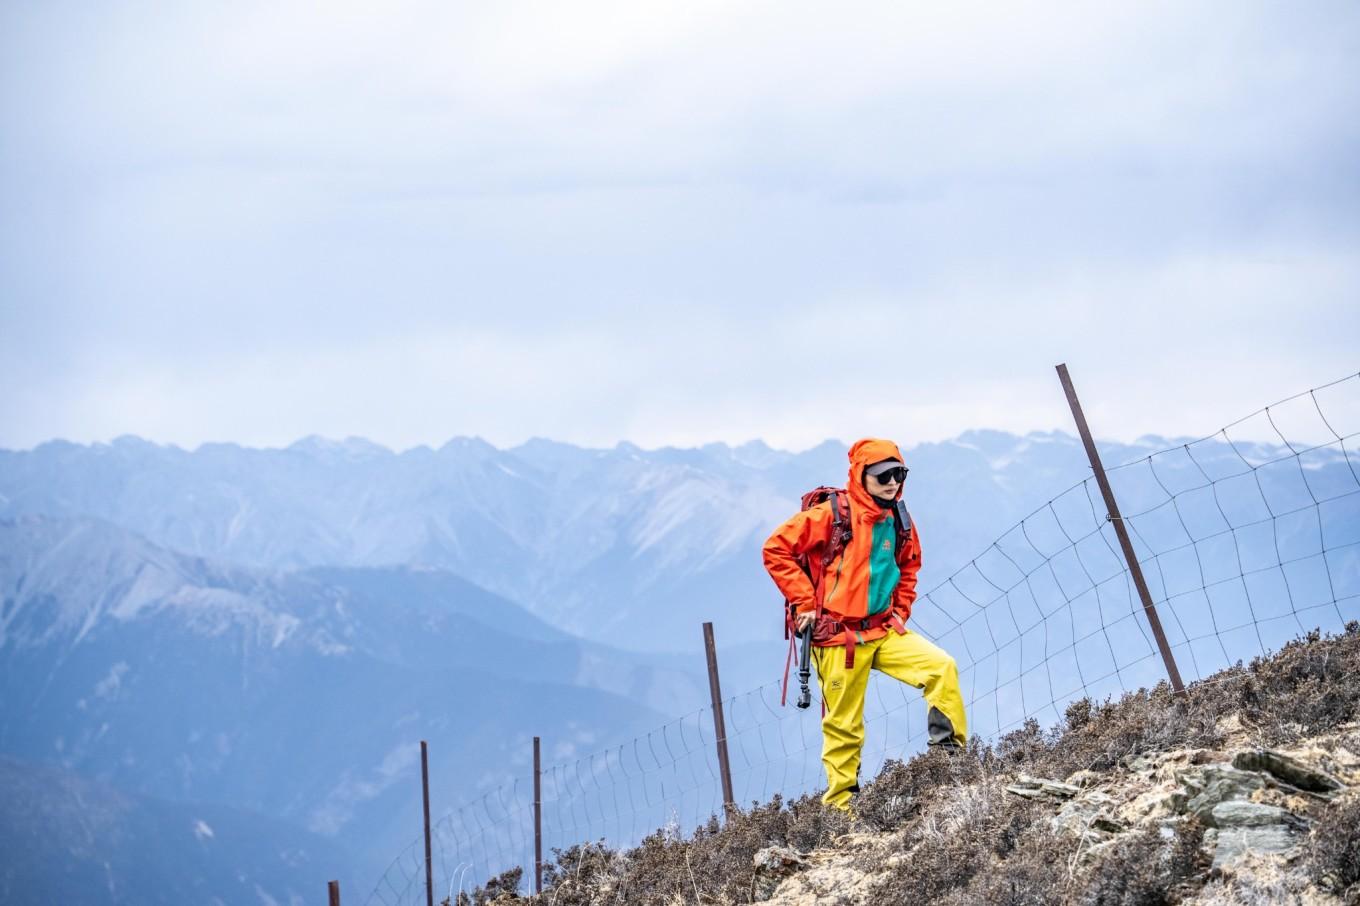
top-left (928, 706), bottom-right (962, 747)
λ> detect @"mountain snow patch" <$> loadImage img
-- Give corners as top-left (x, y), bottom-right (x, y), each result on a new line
top-left (165, 587), bottom-right (300, 647)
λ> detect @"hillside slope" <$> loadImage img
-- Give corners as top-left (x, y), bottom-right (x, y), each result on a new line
top-left (471, 622), bottom-right (1360, 905)
top-left (0, 755), bottom-right (356, 905)
top-left (0, 515), bottom-right (682, 893)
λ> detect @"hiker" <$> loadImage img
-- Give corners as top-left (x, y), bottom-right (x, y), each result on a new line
top-left (762, 438), bottom-right (968, 811)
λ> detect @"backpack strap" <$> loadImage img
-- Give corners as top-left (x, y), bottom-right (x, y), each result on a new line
top-left (824, 490), bottom-right (853, 568)
top-left (888, 500), bottom-right (914, 635)
top-left (891, 499), bottom-right (913, 556)
top-left (780, 621), bottom-right (798, 706)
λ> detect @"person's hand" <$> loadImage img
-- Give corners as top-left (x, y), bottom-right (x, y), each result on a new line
top-left (796, 610), bottom-right (816, 632)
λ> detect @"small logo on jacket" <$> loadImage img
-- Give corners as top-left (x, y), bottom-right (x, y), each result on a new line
top-left (829, 678), bottom-right (844, 690)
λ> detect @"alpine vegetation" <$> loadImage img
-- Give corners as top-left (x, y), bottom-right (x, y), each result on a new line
top-left (460, 622), bottom-right (1360, 905)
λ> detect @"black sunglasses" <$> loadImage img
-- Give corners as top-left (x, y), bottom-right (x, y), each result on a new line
top-left (869, 467), bottom-right (908, 485)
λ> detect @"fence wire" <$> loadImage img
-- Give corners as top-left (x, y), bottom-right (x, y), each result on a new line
top-left (364, 371), bottom-right (1360, 904)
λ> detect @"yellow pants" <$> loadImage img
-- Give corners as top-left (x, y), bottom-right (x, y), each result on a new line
top-left (813, 628), bottom-right (968, 810)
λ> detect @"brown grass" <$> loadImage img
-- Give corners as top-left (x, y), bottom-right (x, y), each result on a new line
top-left (460, 622), bottom-right (1359, 905)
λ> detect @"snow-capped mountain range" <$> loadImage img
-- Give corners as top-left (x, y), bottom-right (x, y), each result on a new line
top-left (1, 430), bottom-right (1177, 652)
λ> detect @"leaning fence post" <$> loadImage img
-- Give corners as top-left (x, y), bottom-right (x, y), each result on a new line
top-left (533, 736), bottom-right (543, 895)
top-left (702, 622), bottom-right (737, 817)
top-left (1055, 363), bottom-right (1186, 696)
top-left (421, 741), bottom-right (434, 906)
top-left (328, 880), bottom-right (340, 906)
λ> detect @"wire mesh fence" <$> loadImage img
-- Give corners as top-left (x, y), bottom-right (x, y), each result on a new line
top-left (363, 371), bottom-right (1360, 905)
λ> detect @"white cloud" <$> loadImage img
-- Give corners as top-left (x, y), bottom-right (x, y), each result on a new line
top-left (9, 241), bottom-right (1351, 452)
top-left (1, 1), bottom-right (1357, 451)
top-left (94, 662), bottom-right (130, 701)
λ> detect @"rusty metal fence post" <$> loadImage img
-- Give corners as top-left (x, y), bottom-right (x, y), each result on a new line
top-left (533, 736), bottom-right (543, 894)
top-left (702, 622), bottom-right (736, 817)
top-left (1055, 363), bottom-right (1186, 695)
top-left (420, 741), bottom-right (434, 906)
top-left (328, 880), bottom-right (340, 906)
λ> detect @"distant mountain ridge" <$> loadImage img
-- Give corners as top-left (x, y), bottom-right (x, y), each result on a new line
top-left (2, 430), bottom-right (1228, 651)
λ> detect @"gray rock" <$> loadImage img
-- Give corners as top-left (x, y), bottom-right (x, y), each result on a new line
top-left (1005, 774), bottom-right (1080, 800)
top-left (1209, 800), bottom-right (1295, 829)
top-left (1178, 765), bottom-right (1267, 820)
top-left (753, 845), bottom-right (807, 873)
top-left (753, 844), bottom-right (808, 899)
top-left (1091, 815), bottom-right (1126, 834)
top-left (1040, 779), bottom-right (1081, 799)
top-left (1006, 784), bottom-right (1044, 799)
top-left (1052, 794), bottom-right (1125, 840)
top-left (1065, 769), bottom-right (1101, 788)
top-left (1231, 749), bottom-right (1345, 794)
top-left (1207, 825), bottom-right (1301, 869)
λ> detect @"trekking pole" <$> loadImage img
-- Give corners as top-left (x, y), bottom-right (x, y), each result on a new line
top-left (796, 625), bottom-right (813, 709)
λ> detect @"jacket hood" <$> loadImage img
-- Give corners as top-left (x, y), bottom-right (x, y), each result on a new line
top-left (846, 437), bottom-right (906, 519)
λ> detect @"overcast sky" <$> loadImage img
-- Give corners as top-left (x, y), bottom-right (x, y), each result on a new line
top-left (2, 1), bottom-right (1357, 453)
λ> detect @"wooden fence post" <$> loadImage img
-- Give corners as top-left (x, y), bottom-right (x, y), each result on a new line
top-left (702, 622), bottom-right (736, 817)
top-left (533, 736), bottom-right (543, 894)
top-left (421, 741), bottom-right (434, 906)
top-left (1056, 363), bottom-right (1186, 695)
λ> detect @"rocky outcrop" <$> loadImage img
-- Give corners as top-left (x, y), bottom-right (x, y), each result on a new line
top-left (1039, 735), bottom-right (1356, 873)
top-left (510, 625), bottom-right (1360, 906)
top-left (754, 723), bottom-right (1358, 905)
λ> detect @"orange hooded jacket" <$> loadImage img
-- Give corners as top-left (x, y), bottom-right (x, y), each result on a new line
top-left (762, 438), bottom-right (922, 646)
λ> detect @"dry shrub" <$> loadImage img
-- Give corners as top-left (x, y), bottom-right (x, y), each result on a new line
top-left (1235, 623), bottom-right (1360, 745)
top-left (868, 781), bottom-right (1046, 905)
top-left (1191, 863), bottom-right (1309, 906)
top-left (1035, 685), bottom-right (1228, 780)
top-left (1079, 820), bottom-right (1208, 906)
top-left (531, 842), bottom-right (623, 906)
top-left (684, 796), bottom-right (798, 903)
top-left (1307, 795), bottom-right (1360, 899)
top-left (1064, 696), bottom-right (1094, 731)
top-left (995, 716), bottom-right (1060, 768)
top-left (610, 828), bottom-right (694, 905)
top-left (784, 792), bottom-right (852, 852)
top-left (855, 740), bottom-right (990, 831)
top-left (454, 866), bottom-right (524, 905)
top-left (528, 793), bottom-right (841, 905)
top-left (938, 823), bottom-right (1081, 906)
top-left (1007, 622), bottom-right (1360, 781)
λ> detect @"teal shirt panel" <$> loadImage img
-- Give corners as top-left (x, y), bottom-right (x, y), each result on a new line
top-left (866, 517), bottom-right (901, 616)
